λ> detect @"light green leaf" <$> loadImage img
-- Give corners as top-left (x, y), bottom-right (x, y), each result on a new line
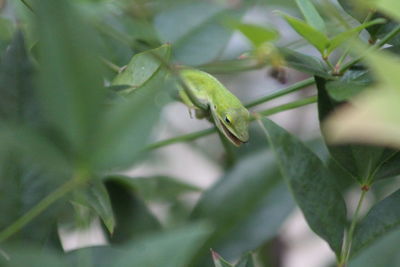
top-left (279, 12), bottom-right (329, 54)
top-left (261, 119), bottom-right (347, 255)
top-left (234, 23), bottom-right (279, 47)
top-left (93, 45), bottom-right (171, 170)
top-left (112, 45), bottom-right (171, 95)
top-left (352, 189), bottom-right (400, 255)
top-left (327, 18), bottom-right (386, 54)
top-left (295, 0), bottom-right (326, 33)
top-left (372, 0), bottom-right (400, 21)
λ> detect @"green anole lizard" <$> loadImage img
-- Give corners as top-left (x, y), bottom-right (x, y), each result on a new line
top-left (178, 68), bottom-right (250, 146)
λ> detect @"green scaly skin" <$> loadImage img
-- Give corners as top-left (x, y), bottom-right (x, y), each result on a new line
top-left (179, 69), bottom-right (250, 146)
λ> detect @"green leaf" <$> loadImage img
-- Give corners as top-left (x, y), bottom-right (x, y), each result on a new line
top-left (316, 75), bottom-right (398, 182)
top-left (0, 246), bottom-right (68, 267)
top-left (0, 158), bottom-right (65, 249)
top-left (352, 188), bottom-right (400, 255)
top-left (234, 23), bottom-right (279, 47)
top-left (295, 0), bottom-right (326, 33)
top-left (235, 253), bottom-right (255, 267)
top-left (327, 18), bottom-right (386, 55)
top-left (278, 12), bottom-right (329, 54)
top-left (325, 67), bottom-right (372, 101)
top-left (154, 2), bottom-right (240, 65)
top-left (0, 31), bottom-right (37, 123)
top-left (261, 118), bottom-right (347, 255)
top-left (67, 223), bottom-right (211, 267)
top-left (73, 180), bottom-right (115, 234)
top-left (211, 250), bottom-right (234, 267)
top-left (112, 45), bottom-right (171, 95)
top-left (93, 45), bottom-right (171, 170)
top-left (372, 0), bottom-right (400, 21)
top-left (279, 48), bottom-right (331, 78)
top-left (103, 177), bottom-right (161, 244)
top-left (349, 228), bottom-right (400, 267)
top-left (35, 0), bottom-right (107, 160)
top-left (113, 223), bottom-right (212, 267)
top-left (106, 175), bottom-right (200, 202)
top-left (191, 150), bottom-right (293, 262)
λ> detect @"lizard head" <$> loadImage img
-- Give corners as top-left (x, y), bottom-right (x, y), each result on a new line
top-left (211, 106), bottom-right (250, 146)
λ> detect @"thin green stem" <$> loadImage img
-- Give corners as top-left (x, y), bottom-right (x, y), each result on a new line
top-left (339, 25), bottom-right (400, 74)
top-left (245, 78), bottom-right (315, 108)
top-left (338, 189), bottom-right (368, 267)
top-left (0, 172), bottom-right (87, 243)
top-left (199, 58), bottom-right (264, 74)
top-left (101, 57), bottom-right (121, 73)
top-left (20, 0), bottom-right (34, 13)
top-left (146, 95), bottom-right (317, 150)
top-left (256, 95), bottom-right (317, 117)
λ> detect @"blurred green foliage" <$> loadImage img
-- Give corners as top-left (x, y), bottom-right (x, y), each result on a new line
top-left (0, 0), bottom-right (399, 267)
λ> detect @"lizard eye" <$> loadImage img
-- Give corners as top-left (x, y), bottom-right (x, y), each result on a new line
top-left (225, 116), bottom-right (231, 123)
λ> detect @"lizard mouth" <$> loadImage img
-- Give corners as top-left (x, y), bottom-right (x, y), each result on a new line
top-left (219, 119), bottom-right (245, 147)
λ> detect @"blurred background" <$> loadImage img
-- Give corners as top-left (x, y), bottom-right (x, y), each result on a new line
top-left (1, 0), bottom-right (400, 266)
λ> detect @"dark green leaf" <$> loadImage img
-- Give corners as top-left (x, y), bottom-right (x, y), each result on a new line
top-left (191, 150), bottom-right (293, 262)
top-left (279, 47), bottom-right (331, 78)
top-left (35, 0), bottom-right (106, 161)
top-left (349, 228), bottom-right (400, 267)
top-left (0, 158), bottom-right (65, 249)
top-left (73, 180), bottom-right (115, 234)
top-left (103, 177), bottom-right (161, 244)
top-left (316, 75), bottom-right (399, 182)
top-left (352, 188), bottom-right (400, 255)
top-left (295, 0), bottom-right (326, 33)
top-left (0, 246), bottom-right (67, 267)
top-left (325, 67), bottom-right (372, 101)
top-left (113, 223), bottom-right (211, 267)
top-left (0, 31), bottom-right (37, 123)
top-left (154, 2), bottom-right (240, 65)
top-left (106, 175), bottom-right (200, 202)
top-left (374, 152), bottom-right (400, 179)
top-left (262, 118), bottom-right (347, 255)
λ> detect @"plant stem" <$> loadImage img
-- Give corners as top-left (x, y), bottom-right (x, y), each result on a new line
top-left (146, 95), bottom-right (317, 150)
top-left (338, 188), bottom-right (368, 267)
top-left (339, 24), bottom-right (400, 74)
top-left (245, 77), bottom-right (315, 108)
top-left (0, 171), bottom-right (87, 243)
top-left (199, 58), bottom-right (264, 74)
top-left (20, 0), bottom-right (34, 13)
top-left (101, 57), bottom-right (121, 73)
